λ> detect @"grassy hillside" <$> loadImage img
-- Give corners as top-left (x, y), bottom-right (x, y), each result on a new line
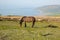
top-left (0, 21), bottom-right (60, 40)
top-left (37, 5), bottom-right (60, 16)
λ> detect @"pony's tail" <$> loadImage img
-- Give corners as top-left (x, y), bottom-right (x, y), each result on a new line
top-left (33, 17), bottom-right (36, 22)
top-left (32, 17), bottom-right (36, 28)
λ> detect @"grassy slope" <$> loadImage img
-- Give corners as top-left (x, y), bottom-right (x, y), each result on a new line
top-left (0, 21), bottom-right (60, 40)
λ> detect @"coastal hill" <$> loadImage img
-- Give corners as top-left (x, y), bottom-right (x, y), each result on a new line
top-left (37, 5), bottom-right (60, 16)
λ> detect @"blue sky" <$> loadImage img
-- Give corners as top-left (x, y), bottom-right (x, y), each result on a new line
top-left (0, 0), bottom-right (60, 16)
top-left (0, 0), bottom-right (60, 8)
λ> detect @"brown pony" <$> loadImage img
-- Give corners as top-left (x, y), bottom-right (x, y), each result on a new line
top-left (20, 16), bottom-right (36, 28)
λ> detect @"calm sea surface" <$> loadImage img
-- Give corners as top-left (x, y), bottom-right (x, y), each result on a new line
top-left (0, 8), bottom-right (40, 16)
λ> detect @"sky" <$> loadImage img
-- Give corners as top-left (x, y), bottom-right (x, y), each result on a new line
top-left (0, 0), bottom-right (60, 8)
top-left (0, 0), bottom-right (60, 16)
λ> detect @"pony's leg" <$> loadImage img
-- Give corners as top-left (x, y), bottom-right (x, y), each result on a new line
top-left (25, 22), bottom-right (27, 27)
top-left (32, 21), bottom-right (35, 28)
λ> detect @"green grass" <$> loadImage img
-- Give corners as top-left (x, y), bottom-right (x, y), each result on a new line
top-left (0, 21), bottom-right (60, 40)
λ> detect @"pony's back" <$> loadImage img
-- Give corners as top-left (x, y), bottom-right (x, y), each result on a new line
top-left (23, 16), bottom-right (35, 22)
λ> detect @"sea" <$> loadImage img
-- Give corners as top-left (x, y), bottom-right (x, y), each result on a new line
top-left (0, 8), bottom-right (40, 16)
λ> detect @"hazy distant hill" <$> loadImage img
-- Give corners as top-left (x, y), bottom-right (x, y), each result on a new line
top-left (37, 5), bottom-right (60, 16)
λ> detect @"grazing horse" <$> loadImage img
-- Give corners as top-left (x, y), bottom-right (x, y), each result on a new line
top-left (20, 16), bottom-right (36, 28)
